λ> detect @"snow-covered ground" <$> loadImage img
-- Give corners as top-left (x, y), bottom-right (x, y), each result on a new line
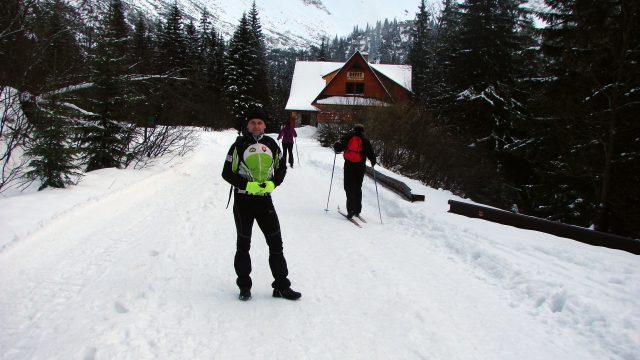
top-left (1, 127), bottom-right (638, 360)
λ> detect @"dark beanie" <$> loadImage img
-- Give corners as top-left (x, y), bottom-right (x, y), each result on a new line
top-left (245, 106), bottom-right (268, 122)
top-left (353, 124), bottom-right (365, 133)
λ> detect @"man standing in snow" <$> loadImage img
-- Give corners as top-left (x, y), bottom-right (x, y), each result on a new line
top-left (221, 106), bottom-right (301, 301)
top-left (277, 122), bottom-right (297, 168)
top-left (333, 124), bottom-right (377, 219)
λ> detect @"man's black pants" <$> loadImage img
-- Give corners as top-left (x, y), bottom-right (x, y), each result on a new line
top-left (343, 162), bottom-right (366, 216)
top-left (282, 143), bottom-right (294, 166)
top-left (232, 193), bottom-right (291, 291)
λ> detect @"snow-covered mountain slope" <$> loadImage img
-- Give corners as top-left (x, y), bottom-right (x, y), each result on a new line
top-left (1, 127), bottom-right (638, 359)
top-left (126, 0), bottom-right (423, 47)
top-left (78, 0), bottom-right (548, 48)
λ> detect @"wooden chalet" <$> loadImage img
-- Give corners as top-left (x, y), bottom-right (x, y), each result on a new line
top-left (284, 51), bottom-right (412, 127)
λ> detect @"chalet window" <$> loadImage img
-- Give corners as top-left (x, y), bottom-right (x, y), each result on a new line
top-left (346, 82), bottom-right (364, 95)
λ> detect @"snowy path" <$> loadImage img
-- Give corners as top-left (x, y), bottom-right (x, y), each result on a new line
top-left (1, 129), bottom-right (638, 359)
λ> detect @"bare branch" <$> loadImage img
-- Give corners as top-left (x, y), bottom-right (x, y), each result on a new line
top-left (0, 86), bottom-right (31, 192)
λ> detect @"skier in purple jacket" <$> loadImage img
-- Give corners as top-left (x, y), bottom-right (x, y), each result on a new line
top-left (277, 122), bottom-right (297, 168)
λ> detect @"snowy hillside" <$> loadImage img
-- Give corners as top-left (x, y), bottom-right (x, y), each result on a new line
top-left (71, 0), bottom-right (548, 48)
top-left (1, 127), bottom-right (639, 359)
top-left (116, 0), bottom-right (424, 47)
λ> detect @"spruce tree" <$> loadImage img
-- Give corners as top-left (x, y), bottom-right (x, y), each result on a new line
top-left (157, 2), bottom-right (186, 74)
top-left (225, 7), bottom-right (272, 130)
top-left (198, 11), bottom-right (229, 128)
top-left (430, 0), bottom-right (462, 108)
top-left (132, 14), bottom-right (152, 74)
top-left (197, 9), bottom-right (213, 68)
top-left (447, 0), bottom-right (532, 147)
top-left (83, 0), bottom-right (131, 171)
top-left (428, 0), bottom-right (536, 207)
top-left (23, 97), bottom-right (82, 190)
top-left (28, 0), bottom-right (85, 91)
top-left (1, 0), bottom-right (31, 88)
top-left (331, 36), bottom-right (348, 61)
top-left (531, 0), bottom-right (640, 236)
top-left (247, 2), bottom-right (273, 129)
top-left (184, 20), bottom-right (199, 76)
top-left (318, 38), bottom-right (328, 61)
top-left (407, 0), bottom-right (434, 103)
top-left (377, 20), bottom-right (395, 64)
top-left (388, 20), bottom-right (403, 63)
top-left (225, 13), bottom-right (256, 128)
top-left (208, 30), bottom-right (226, 95)
top-left (267, 47), bottom-right (301, 127)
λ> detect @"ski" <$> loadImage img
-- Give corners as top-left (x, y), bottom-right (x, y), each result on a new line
top-left (337, 207), bottom-right (362, 228)
top-left (356, 215), bottom-right (367, 223)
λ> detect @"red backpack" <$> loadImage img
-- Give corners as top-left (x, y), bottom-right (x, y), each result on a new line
top-left (344, 135), bottom-right (363, 163)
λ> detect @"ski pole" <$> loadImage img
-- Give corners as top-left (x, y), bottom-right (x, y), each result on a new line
top-left (373, 165), bottom-right (382, 224)
top-left (324, 153), bottom-right (337, 212)
top-left (294, 137), bottom-right (300, 167)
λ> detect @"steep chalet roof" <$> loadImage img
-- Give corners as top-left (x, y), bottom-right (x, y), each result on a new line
top-left (285, 58), bottom-right (412, 112)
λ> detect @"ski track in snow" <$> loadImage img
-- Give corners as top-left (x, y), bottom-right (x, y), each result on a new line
top-left (1, 129), bottom-right (639, 360)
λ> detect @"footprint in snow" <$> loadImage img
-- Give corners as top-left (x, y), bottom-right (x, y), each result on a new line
top-left (83, 347), bottom-right (97, 360)
top-left (114, 302), bottom-right (129, 314)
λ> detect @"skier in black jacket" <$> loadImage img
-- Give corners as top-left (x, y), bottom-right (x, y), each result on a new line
top-left (221, 107), bottom-right (301, 301)
top-left (333, 124), bottom-right (376, 219)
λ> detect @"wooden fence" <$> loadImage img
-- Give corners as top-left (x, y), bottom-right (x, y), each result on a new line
top-left (447, 200), bottom-right (640, 255)
top-left (365, 166), bottom-right (425, 202)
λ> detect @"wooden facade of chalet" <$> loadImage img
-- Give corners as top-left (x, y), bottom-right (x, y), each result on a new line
top-left (285, 51), bottom-right (412, 127)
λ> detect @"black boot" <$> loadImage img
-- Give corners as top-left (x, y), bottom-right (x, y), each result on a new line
top-left (273, 287), bottom-right (301, 300)
top-left (239, 288), bottom-right (252, 301)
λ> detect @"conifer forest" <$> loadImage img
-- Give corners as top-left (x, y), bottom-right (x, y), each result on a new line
top-left (1, 0), bottom-right (639, 238)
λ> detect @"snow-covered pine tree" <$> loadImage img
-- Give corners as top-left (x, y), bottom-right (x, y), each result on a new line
top-left (407, 0), bottom-right (435, 104)
top-left (23, 97), bottom-right (82, 190)
top-left (197, 10), bottom-right (229, 128)
top-left (184, 20), bottom-right (199, 77)
top-left (29, 0), bottom-right (85, 91)
top-left (197, 9), bottom-right (213, 79)
top-left (428, 0), bottom-right (461, 108)
top-left (156, 2), bottom-right (186, 75)
top-left (247, 1), bottom-right (274, 130)
top-left (225, 7), bottom-right (271, 130)
top-left (132, 14), bottom-right (153, 75)
top-left (83, 0), bottom-right (132, 171)
top-left (19, 0), bottom-right (85, 187)
top-left (329, 36), bottom-right (348, 61)
top-left (267, 47), bottom-right (304, 127)
top-left (530, 0), bottom-right (640, 237)
top-left (225, 13), bottom-right (254, 128)
top-left (376, 20), bottom-right (393, 64)
top-left (378, 19), bottom-right (404, 64)
top-left (434, 0), bottom-right (536, 205)
top-left (206, 29), bottom-right (226, 96)
top-left (317, 38), bottom-right (328, 61)
top-left (1, 0), bottom-right (30, 88)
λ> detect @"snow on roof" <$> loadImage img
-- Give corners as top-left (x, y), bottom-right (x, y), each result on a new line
top-left (285, 61), bottom-right (412, 112)
top-left (369, 64), bottom-right (412, 92)
top-left (285, 61), bottom-right (342, 112)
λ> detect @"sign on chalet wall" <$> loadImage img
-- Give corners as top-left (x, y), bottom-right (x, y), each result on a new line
top-left (347, 71), bottom-right (365, 81)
